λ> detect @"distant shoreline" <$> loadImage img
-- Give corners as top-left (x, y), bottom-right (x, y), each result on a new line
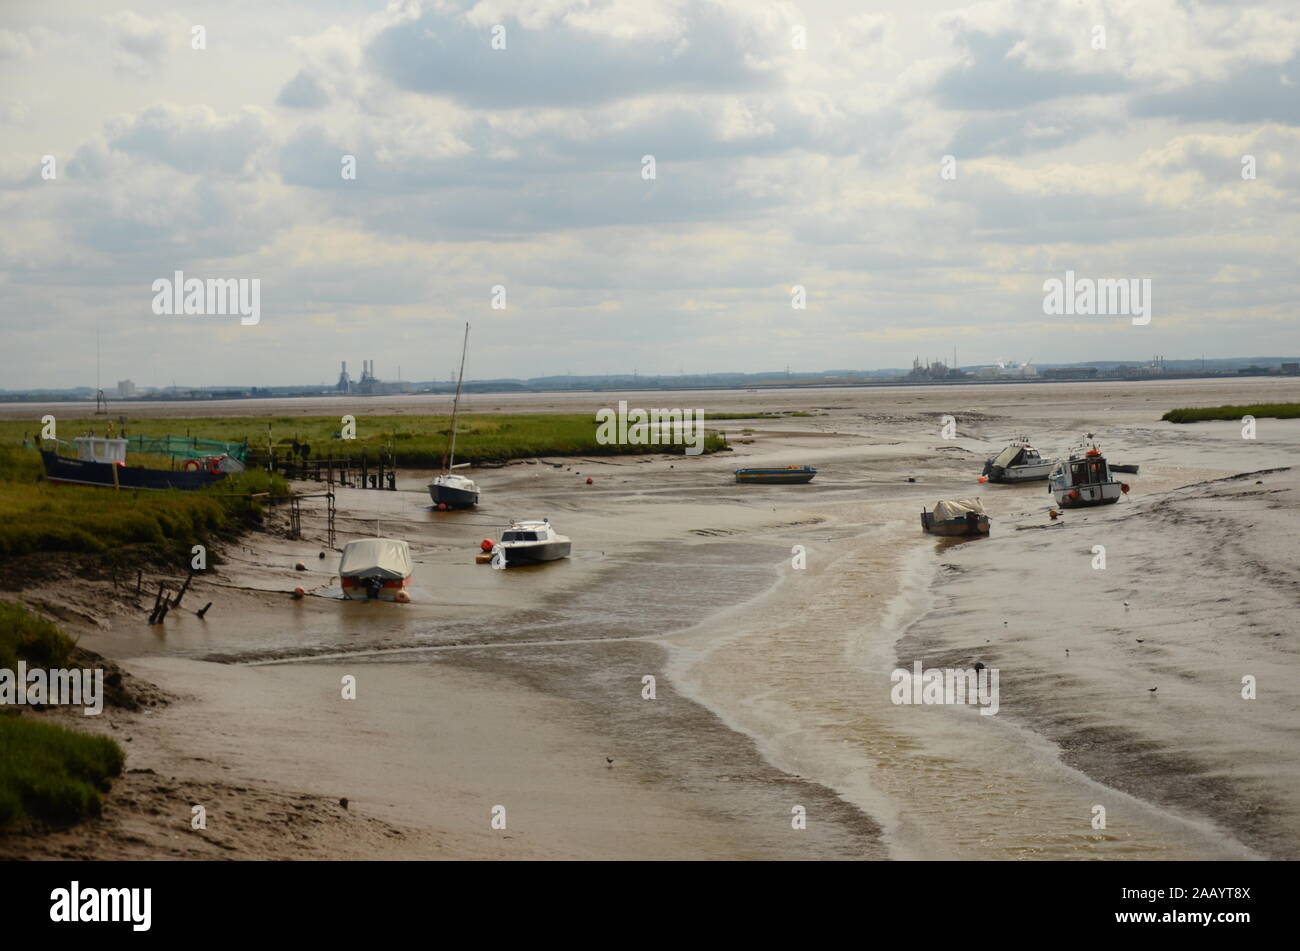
top-left (5, 370), bottom-right (1300, 417)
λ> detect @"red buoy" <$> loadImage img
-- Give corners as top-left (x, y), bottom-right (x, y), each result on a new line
top-left (438, 502), bottom-right (447, 511)
top-left (292, 586), bottom-right (306, 599)
top-left (480, 538), bottom-right (493, 552)
top-left (586, 477), bottom-right (593, 485)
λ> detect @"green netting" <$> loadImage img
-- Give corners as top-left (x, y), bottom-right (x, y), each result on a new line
top-left (124, 435), bottom-right (249, 461)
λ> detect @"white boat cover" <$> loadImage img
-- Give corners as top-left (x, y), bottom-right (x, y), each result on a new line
top-left (933, 498), bottom-right (987, 521)
top-left (339, 539), bottom-right (412, 579)
top-left (991, 445), bottom-right (1024, 468)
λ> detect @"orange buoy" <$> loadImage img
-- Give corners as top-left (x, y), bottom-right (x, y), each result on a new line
top-left (292, 586), bottom-right (306, 599)
top-left (1068, 490), bottom-right (1080, 500)
top-left (978, 476), bottom-right (987, 484)
top-left (294, 562), bottom-right (307, 571)
top-left (480, 538), bottom-right (494, 552)
top-left (1049, 509), bottom-right (1059, 520)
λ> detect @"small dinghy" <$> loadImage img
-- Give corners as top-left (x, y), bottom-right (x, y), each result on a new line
top-left (921, 498), bottom-right (991, 536)
top-left (981, 437), bottom-right (1052, 483)
top-left (339, 538), bottom-right (413, 600)
top-left (734, 465), bottom-right (816, 484)
top-left (1049, 447), bottom-right (1127, 507)
top-left (492, 519), bottom-right (571, 566)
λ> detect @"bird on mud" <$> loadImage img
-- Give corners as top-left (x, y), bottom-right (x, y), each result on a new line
top-left (605, 757), bottom-right (614, 768)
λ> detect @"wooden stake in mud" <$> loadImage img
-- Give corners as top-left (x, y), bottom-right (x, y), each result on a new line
top-left (148, 584), bottom-right (171, 624)
top-left (172, 569), bottom-right (194, 608)
top-left (196, 602), bottom-right (212, 619)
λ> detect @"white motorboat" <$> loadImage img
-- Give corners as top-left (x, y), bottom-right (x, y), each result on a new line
top-left (492, 519), bottom-right (571, 566)
top-left (982, 437), bottom-right (1053, 483)
top-left (339, 538), bottom-right (413, 600)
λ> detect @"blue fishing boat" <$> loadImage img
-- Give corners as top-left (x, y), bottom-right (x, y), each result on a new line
top-left (40, 435), bottom-right (247, 490)
top-left (734, 465), bottom-right (816, 485)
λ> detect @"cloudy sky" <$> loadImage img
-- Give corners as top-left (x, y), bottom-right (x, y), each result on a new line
top-left (2, 0), bottom-right (1298, 389)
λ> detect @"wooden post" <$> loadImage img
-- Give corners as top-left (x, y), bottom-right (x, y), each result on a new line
top-left (172, 569), bottom-right (194, 608)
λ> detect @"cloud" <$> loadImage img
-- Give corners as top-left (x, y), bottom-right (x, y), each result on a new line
top-left (105, 10), bottom-right (173, 77)
top-left (364, 1), bottom-right (780, 108)
top-left (1130, 52), bottom-right (1300, 124)
top-left (277, 70), bottom-right (331, 109)
top-left (104, 103), bottom-right (273, 177)
top-left (933, 29), bottom-right (1128, 111)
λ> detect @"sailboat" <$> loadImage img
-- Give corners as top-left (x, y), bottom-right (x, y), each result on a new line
top-left (428, 322), bottom-right (480, 508)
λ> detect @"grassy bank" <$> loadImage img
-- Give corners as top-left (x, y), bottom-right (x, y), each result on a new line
top-left (1162, 403), bottom-right (1300, 423)
top-left (0, 602), bottom-right (125, 826)
top-left (0, 412), bottom-right (727, 468)
top-left (0, 466), bottom-right (287, 560)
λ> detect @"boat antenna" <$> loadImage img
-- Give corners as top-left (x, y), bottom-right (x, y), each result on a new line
top-left (445, 322), bottom-right (470, 474)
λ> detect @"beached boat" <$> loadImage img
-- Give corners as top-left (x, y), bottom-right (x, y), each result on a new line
top-left (492, 519), bottom-right (571, 565)
top-left (921, 498), bottom-right (991, 536)
top-left (734, 465), bottom-right (816, 484)
top-left (339, 538), bottom-right (413, 600)
top-left (982, 437), bottom-right (1052, 483)
top-left (1049, 447), bottom-right (1127, 507)
top-left (429, 322), bottom-right (479, 509)
top-left (40, 435), bottom-right (245, 490)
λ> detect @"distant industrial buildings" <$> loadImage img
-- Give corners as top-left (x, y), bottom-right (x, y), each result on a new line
top-left (975, 360), bottom-right (1037, 380)
top-left (116, 379), bottom-right (136, 398)
top-left (334, 360), bottom-right (412, 396)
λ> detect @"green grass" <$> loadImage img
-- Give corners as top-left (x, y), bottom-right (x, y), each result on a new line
top-left (1162, 403), bottom-right (1300, 423)
top-left (0, 600), bottom-right (75, 673)
top-left (0, 467), bottom-right (287, 560)
top-left (0, 413), bottom-right (727, 469)
top-left (0, 602), bottom-right (125, 826)
top-left (0, 717), bottom-right (125, 824)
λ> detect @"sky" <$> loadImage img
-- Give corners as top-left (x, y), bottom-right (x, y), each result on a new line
top-left (1, 0), bottom-right (1298, 389)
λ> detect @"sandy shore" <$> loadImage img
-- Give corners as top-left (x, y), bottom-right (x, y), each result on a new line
top-left (4, 376), bottom-right (1299, 859)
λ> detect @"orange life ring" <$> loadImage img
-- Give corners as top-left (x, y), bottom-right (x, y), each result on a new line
top-left (183, 459), bottom-right (201, 471)
top-left (208, 456), bottom-right (223, 475)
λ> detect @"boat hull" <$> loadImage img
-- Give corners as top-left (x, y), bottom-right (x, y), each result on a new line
top-left (983, 462), bottom-right (1053, 483)
top-left (735, 468), bottom-right (816, 484)
top-left (429, 483), bottom-right (479, 508)
top-left (1052, 482), bottom-right (1122, 507)
top-left (498, 541), bottom-right (571, 565)
top-left (340, 576), bottom-right (411, 601)
top-left (921, 512), bottom-right (991, 536)
top-left (40, 450), bottom-right (223, 491)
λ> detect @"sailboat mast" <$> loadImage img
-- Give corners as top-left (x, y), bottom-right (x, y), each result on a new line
top-left (446, 322), bottom-right (469, 472)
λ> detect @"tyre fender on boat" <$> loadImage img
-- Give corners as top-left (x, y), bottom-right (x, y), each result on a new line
top-left (183, 459), bottom-right (201, 472)
top-left (208, 456), bottom-right (223, 475)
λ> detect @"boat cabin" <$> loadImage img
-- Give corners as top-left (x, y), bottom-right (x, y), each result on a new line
top-left (74, 437), bottom-right (128, 464)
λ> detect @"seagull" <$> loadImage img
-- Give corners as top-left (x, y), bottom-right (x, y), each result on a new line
top-left (1123, 600), bottom-right (1130, 608)
top-left (1065, 649), bottom-right (1070, 657)
top-left (1136, 639), bottom-right (1144, 643)
top-left (605, 757), bottom-right (614, 768)
top-left (1148, 687), bottom-right (1158, 693)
